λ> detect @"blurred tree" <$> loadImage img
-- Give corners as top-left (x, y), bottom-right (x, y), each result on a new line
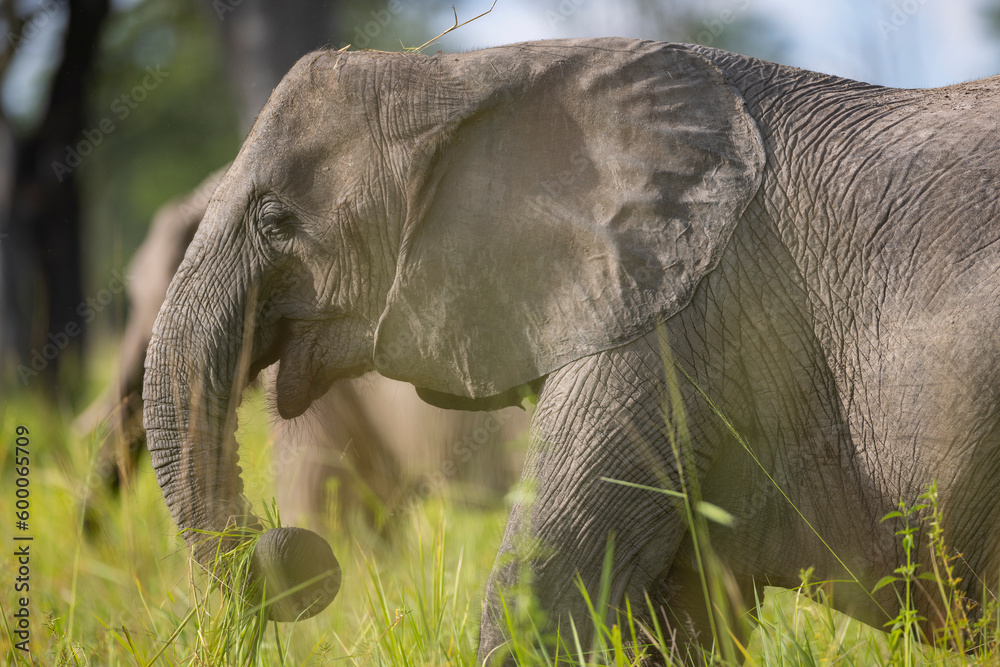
top-left (213, 0), bottom-right (339, 131)
top-left (983, 2), bottom-right (1000, 53)
top-left (83, 0), bottom-right (243, 313)
top-left (0, 0), bottom-right (110, 397)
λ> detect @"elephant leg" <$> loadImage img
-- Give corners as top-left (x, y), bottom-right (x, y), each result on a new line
top-left (648, 551), bottom-right (760, 662)
top-left (439, 406), bottom-right (527, 507)
top-left (478, 331), bottom-right (734, 663)
top-left (82, 389), bottom-right (145, 536)
top-left (81, 393), bottom-right (140, 485)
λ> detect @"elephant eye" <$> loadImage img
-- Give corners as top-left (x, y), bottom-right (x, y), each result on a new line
top-left (259, 207), bottom-right (293, 240)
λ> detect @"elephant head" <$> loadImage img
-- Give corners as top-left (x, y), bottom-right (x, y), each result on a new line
top-left (143, 38), bottom-right (763, 621)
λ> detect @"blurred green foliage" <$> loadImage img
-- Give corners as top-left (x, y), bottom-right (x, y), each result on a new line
top-left (80, 0), bottom-right (241, 335)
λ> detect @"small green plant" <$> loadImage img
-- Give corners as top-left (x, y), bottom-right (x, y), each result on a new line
top-left (919, 481), bottom-right (972, 653)
top-left (916, 482), bottom-right (1000, 662)
top-left (876, 495), bottom-right (930, 665)
top-left (867, 482), bottom-right (1000, 666)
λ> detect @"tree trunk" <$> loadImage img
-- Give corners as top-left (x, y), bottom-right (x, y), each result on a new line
top-left (212, 0), bottom-right (339, 132)
top-left (0, 0), bottom-right (110, 394)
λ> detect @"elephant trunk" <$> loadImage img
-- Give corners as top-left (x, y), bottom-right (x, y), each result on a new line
top-left (142, 263), bottom-right (340, 621)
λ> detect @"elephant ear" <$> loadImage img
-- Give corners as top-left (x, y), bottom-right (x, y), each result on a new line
top-left (374, 39), bottom-right (765, 399)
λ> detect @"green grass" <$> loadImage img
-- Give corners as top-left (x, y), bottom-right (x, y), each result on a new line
top-left (3, 372), bottom-right (1000, 665)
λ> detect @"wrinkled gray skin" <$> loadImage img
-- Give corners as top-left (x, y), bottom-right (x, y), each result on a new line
top-left (144, 37), bottom-right (1000, 656)
top-left (77, 167), bottom-right (523, 530)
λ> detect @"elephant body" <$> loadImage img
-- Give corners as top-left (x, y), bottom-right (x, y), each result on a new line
top-left (141, 37), bottom-right (1000, 658)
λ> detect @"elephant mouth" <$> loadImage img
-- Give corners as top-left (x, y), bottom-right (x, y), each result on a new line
top-left (247, 318), bottom-right (289, 385)
top-left (276, 359), bottom-right (327, 419)
top-left (275, 362), bottom-right (370, 419)
top-left (272, 333), bottom-right (368, 419)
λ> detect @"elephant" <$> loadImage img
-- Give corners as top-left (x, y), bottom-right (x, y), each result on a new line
top-left (142, 36), bottom-right (1000, 659)
top-left (77, 167), bottom-right (525, 533)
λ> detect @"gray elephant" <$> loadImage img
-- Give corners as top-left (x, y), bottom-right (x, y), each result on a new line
top-left (142, 37), bottom-right (1000, 658)
top-left (78, 167), bottom-right (525, 532)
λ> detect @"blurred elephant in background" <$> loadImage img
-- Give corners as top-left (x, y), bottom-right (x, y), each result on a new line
top-left (76, 167), bottom-right (224, 500)
top-left (274, 372), bottom-right (526, 529)
top-left (77, 167), bottom-right (526, 532)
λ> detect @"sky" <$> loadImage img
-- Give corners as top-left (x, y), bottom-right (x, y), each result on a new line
top-left (5, 0), bottom-right (1000, 122)
top-left (431, 0), bottom-right (1000, 88)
